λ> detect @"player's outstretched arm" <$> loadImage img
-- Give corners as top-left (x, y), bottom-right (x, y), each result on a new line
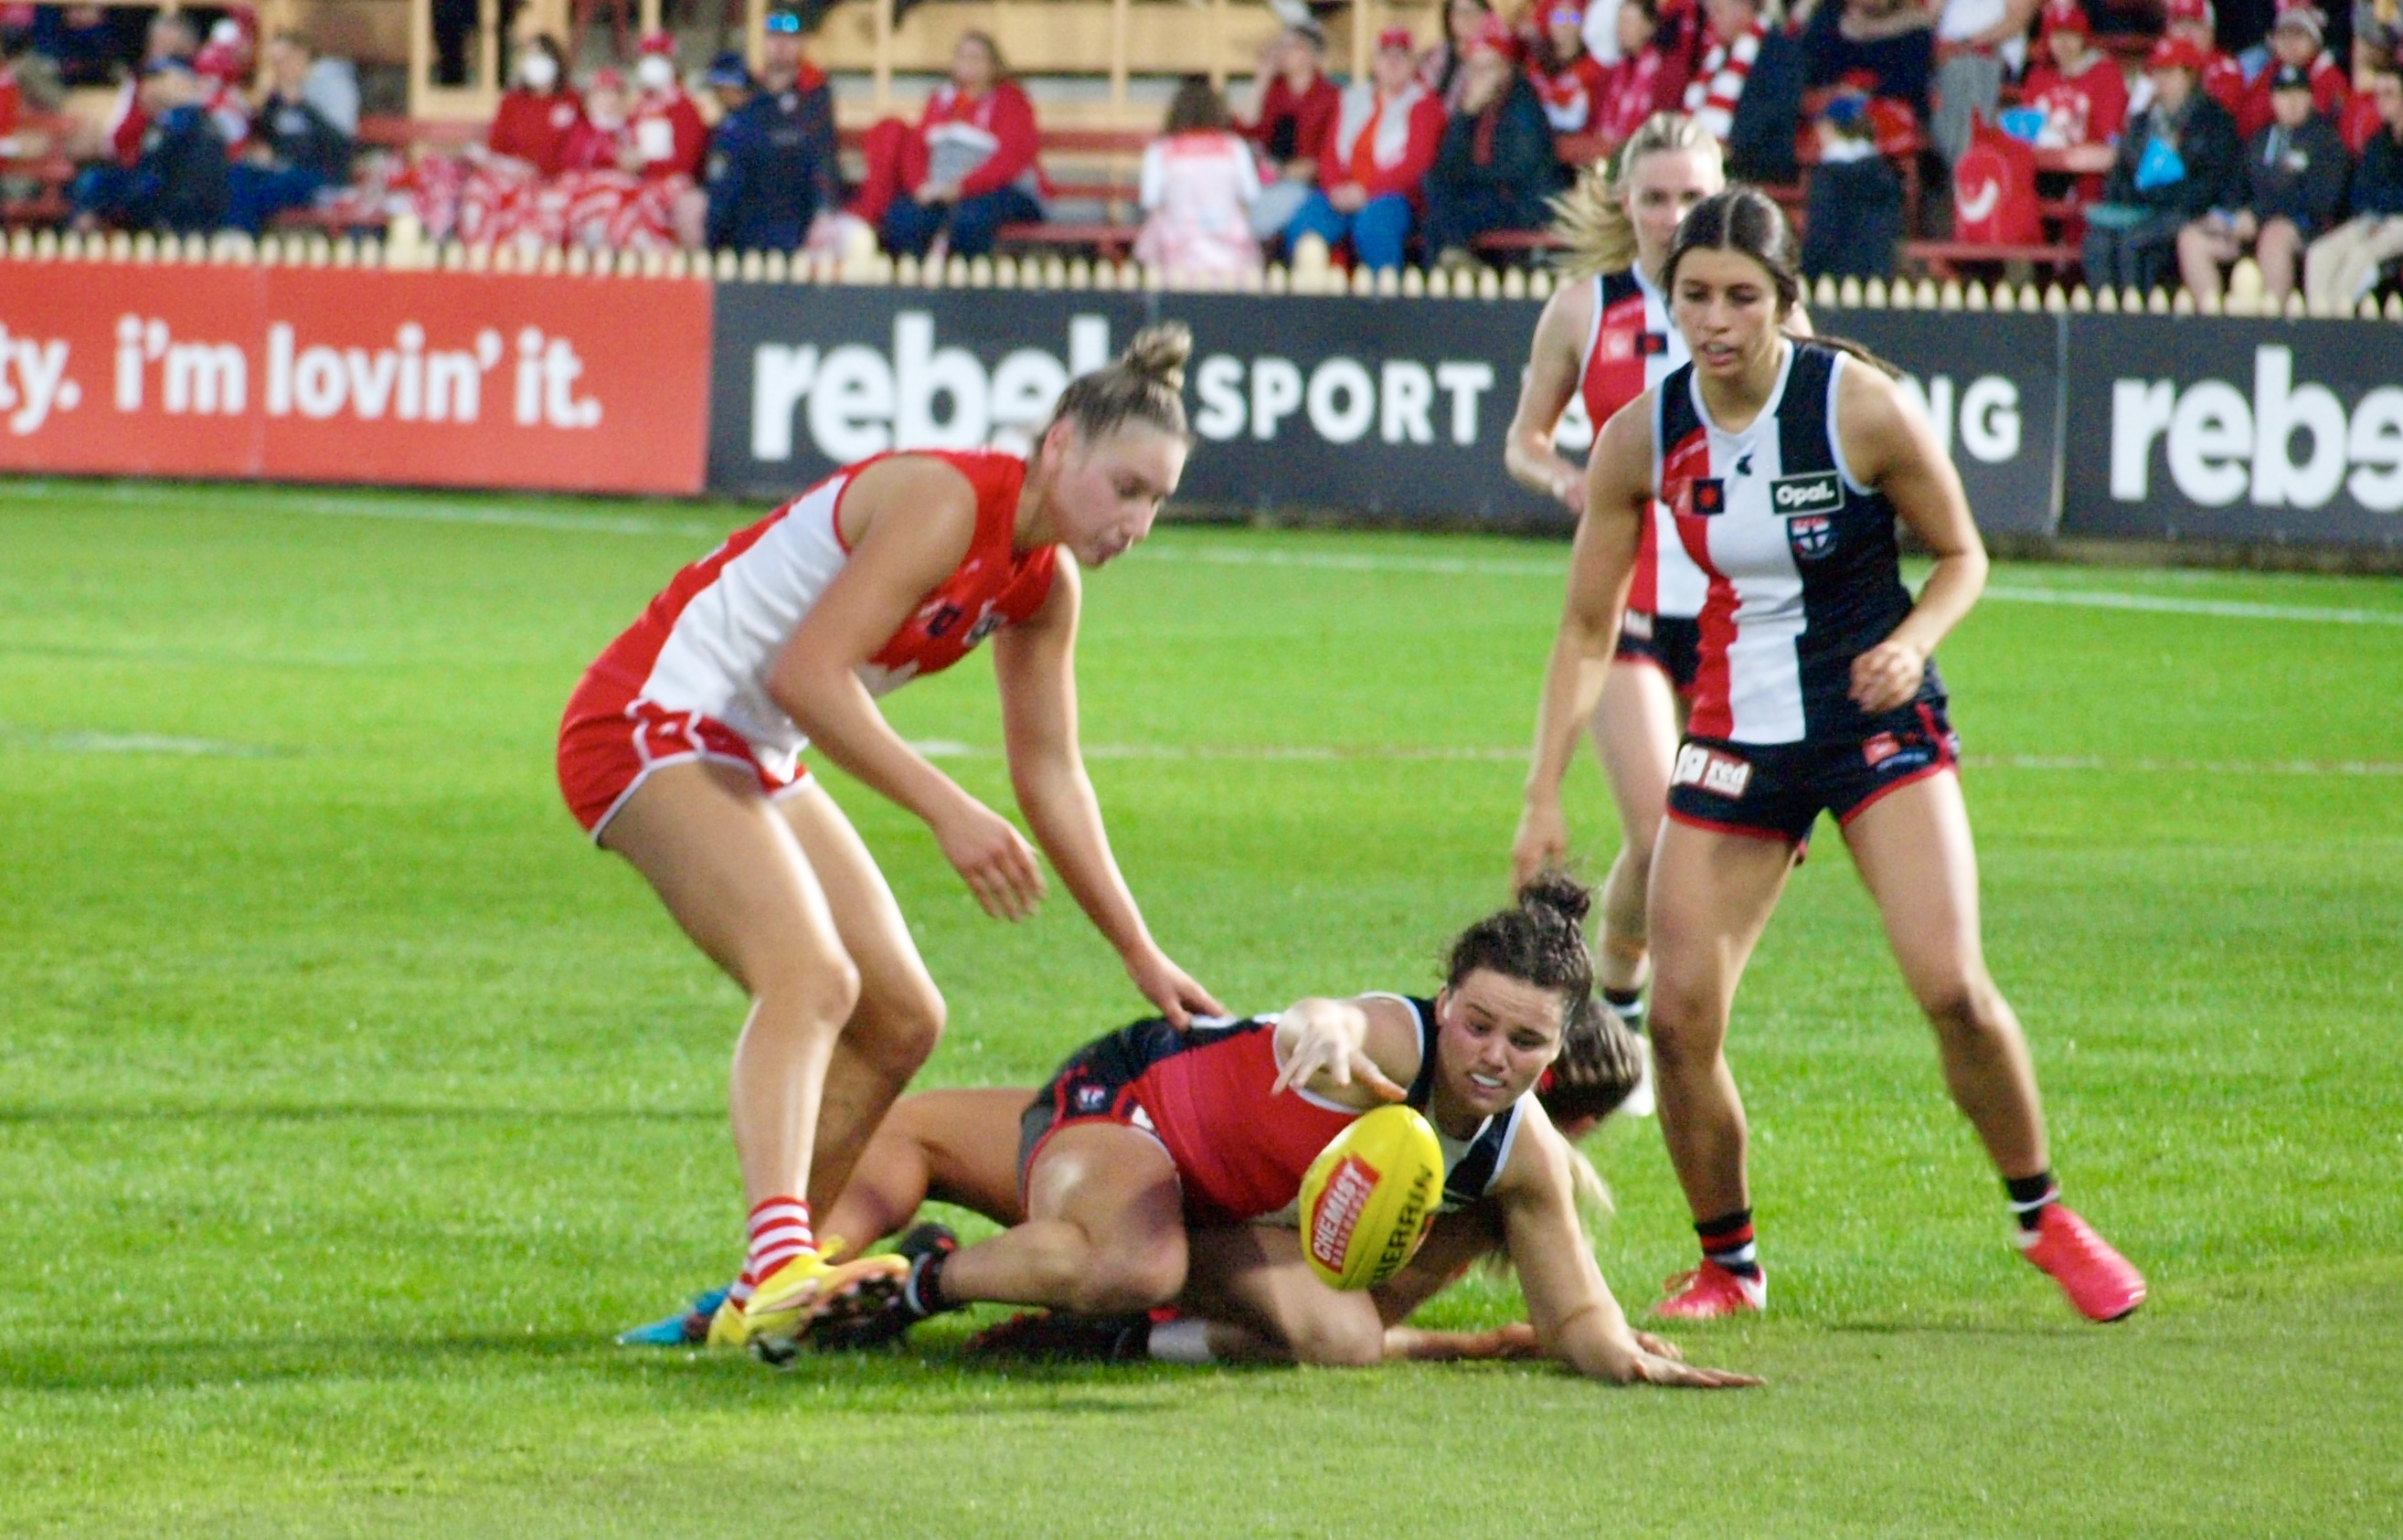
top-left (1834, 356), bottom-right (1990, 715)
top-left (1502, 284), bottom-right (1596, 515)
top-left (1502, 1114), bottom-right (1762, 1388)
top-left (1269, 995), bottom-right (1420, 1106)
top-left (1515, 395), bottom-right (1653, 887)
top-left (991, 557), bottom-right (1223, 1024)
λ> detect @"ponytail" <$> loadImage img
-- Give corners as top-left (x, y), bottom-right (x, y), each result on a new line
top-left (1547, 112), bottom-right (1722, 281)
top-left (1042, 323), bottom-right (1193, 443)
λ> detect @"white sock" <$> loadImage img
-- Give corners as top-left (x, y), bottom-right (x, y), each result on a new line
top-left (1146, 1317), bottom-right (1216, 1365)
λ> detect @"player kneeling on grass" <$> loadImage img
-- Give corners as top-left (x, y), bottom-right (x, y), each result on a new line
top-left (633, 878), bottom-right (1758, 1387)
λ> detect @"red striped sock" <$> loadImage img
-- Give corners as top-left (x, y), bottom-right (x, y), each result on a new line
top-left (728, 1269), bottom-right (756, 1307)
top-left (745, 1196), bottom-right (815, 1289)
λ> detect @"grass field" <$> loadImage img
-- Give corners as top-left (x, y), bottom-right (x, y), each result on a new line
top-left (3, 477), bottom-right (2399, 1539)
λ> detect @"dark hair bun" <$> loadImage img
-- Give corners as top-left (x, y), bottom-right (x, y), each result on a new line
top-left (1121, 324), bottom-right (1192, 393)
top-left (1517, 871), bottom-right (1595, 929)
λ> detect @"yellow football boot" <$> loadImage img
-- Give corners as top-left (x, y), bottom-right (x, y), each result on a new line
top-left (741, 1240), bottom-right (911, 1362)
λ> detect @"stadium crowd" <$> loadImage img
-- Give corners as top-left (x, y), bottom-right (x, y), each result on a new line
top-left (5, 0), bottom-right (2402, 306)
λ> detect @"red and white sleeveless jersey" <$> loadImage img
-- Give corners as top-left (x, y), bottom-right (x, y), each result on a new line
top-left (1579, 267), bottom-right (1706, 620)
top-left (1653, 343), bottom-right (1934, 745)
top-left (580, 449), bottom-right (1057, 780)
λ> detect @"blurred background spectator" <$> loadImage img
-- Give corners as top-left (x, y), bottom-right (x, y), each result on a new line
top-left (631, 30), bottom-right (707, 184)
top-left (1802, 0), bottom-right (1933, 128)
top-left (2018, 0), bottom-right (2127, 147)
top-left (226, 33), bottom-right (352, 235)
top-left (69, 55), bottom-right (226, 235)
top-left (705, 18), bottom-right (840, 254)
top-left (1588, 0), bottom-right (1685, 145)
top-left (1287, 25), bottom-right (1443, 271)
top-left (1238, 18), bottom-right (1340, 241)
top-left (1686, 0), bottom-right (1802, 179)
top-left (2237, 0), bottom-right (2347, 137)
top-left (1423, 13), bottom-right (1562, 263)
top-left (2179, 59), bottom-right (2347, 304)
top-left (877, 30), bottom-right (1047, 260)
top-left (1802, 86), bottom-right (1904, 275)
top-left (485, 35), bottom-right (582, 179)
top-left (2304, 57), bottom-right (2403, 308)
top-left (1930, 0), bottom-right (2039, 165)
top-left (1425, 0), bottom-right (1499, 109)
top-left (1529, 0), bottom-right (1611, 133)
top-left (1134, 75), bottom-right (1262, 279)
top-left (2084, 36), bottom-right (2243, 291)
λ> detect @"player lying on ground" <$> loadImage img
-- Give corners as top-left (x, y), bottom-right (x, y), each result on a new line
top-left (631, 878), bottom-right (1757, 1386)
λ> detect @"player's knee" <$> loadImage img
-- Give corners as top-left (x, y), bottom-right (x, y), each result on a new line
top-left (1645, 984), bottom-right (1718, 1067)
top-left (760, 950), bottom-right (860, 1030)
top-left (1287, 1312), bottom-right (1383, 1368)
top-left (864, 979), bottom-right (946, 1078)
top-left (1069, 1248), bottom-right (1184, 1314)
top-left (1916, 974), bottom-right (2007, 1042)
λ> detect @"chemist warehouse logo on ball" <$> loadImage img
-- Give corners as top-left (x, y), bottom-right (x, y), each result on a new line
top-left (748, 311), bottom-right (1501, 462)
top-left (2107, 345), bottom-right (2403, 513)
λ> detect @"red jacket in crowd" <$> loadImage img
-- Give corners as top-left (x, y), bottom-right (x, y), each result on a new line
top-left (1529, 52), bottom-right (1611, 134)
top-left (632, 86), bottom-right (707, 179)
top-left (919, 79), bottom-right (1045, 197)
top-left (1316, 80), bottom-right (1445, 204)
top-left (1243, 69), bottom-right (1343, 167)
top-left (2234, 50), bottom-right (2347, 140)
top-left (488, 85), bottom-right (587, 176)
top-left (2020, 51), bottom-right (2128, 146)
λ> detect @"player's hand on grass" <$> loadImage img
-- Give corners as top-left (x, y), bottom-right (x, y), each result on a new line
top-left (1510, 799), bottom-right (1569, 889)
top-left (935, 798), bottom-right (1047, 920)
top-left (1600, 1329), bottom-right (1761, 1388)
top-left (1848, 638), bottom-right (1928, 714)
top-left (1128, 947), bottom-right (1225, 1028)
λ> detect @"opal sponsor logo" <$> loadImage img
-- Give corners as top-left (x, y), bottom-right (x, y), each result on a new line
top-left (2108, 345), bottom-right (2403, 513)
top-left (1773, 472), bottom-right (1844, 514)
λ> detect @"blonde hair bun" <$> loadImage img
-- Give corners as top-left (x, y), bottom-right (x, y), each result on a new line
top-left (1120, 324), bottom-right (1193, 394)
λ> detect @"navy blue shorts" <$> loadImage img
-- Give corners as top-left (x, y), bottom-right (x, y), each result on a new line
top-left (1613, 612), bottom-right (1702, 697)
top-left (1664, 701), bottom-right (1959, 846)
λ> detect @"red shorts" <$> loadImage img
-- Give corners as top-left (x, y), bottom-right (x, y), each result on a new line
top-left (556, 669), bottom-right (804, 841)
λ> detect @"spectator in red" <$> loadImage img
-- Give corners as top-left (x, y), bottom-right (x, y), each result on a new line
top-left (1239, 18), bottom-right (1342, 240)
top-left (1288, 26), bottom-right (1445, 271)
top-left (631, 30), bottom-right (707, 181)
top-left (191, 22), bottom-right (252, 155)
top-left (487, 36), bottom-right (583, 178)
top-left (1589, 0), bottom-right (1683, 145)
top-left (1683, 0), bottom-right (1770, 143)
top-left (2235, 1), bottom-right (2349, 137)
top-left (1423, 13), bottom-right (1565, 263)
top-left (2019, 0), bottom-right (2128, 146)
top-left (1531, 0), bottom-right (1613, 133)
top-left (2153, 0), bottom-right (2249, 121)
top-left (879, 31), bottom-right (1047, 260)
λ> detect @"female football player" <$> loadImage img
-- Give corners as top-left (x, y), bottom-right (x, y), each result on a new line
top-left (805, 877), bottom-right (1759, 1387)
top-left (558, 325), bottom-right (1222, 1356)
top-left (1568, 187), bottom-right (2144, 1323)
top-left (1504, 113), bottom-right (1722, 1098)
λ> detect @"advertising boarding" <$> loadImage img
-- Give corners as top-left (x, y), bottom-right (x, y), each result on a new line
top-left (0, 259), bottom-right (713, 494)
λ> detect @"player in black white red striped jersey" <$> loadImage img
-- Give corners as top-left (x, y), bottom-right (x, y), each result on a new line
top-left (1507, 114), bottom-right (1749, 1112)
top-left (1572, 187), bottom-right (2145, 1324)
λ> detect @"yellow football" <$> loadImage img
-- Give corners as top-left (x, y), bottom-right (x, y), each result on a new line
top-left (1297, 1104), bottom-right (1444, 1290)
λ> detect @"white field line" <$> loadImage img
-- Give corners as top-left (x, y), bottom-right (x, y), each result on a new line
top-left (0, 726), bottom-right (285, 757)
top-left (1133, 546), bottom-right (2403, 627)
top-left (11, 477), bottom-right (2398, 627)
top-left (915, 740), bottom-right (2403, 776)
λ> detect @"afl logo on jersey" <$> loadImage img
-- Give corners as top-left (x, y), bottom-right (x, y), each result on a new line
top-left (1788, 514), bottom-right (1835, 560)
top-left (1770, 471), bottom-right (1845, 514)
top-left (1639, 332), bottom-right (1670, 356)
top-left (1688, 477), bottom-right (1728, 516)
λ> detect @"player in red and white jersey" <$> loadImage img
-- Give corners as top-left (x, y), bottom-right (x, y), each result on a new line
top-left (785, 877), bottom-right (1754, 1386)
top-left (1575, 188), bottom-right (2144, 1327)
top-left (1507, 114), bottom-right (1726, 1105)
top-left (557, 325), bottom-right (1222, 1358)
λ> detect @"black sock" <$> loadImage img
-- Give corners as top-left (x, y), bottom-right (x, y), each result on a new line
top-left (905, 1248), bottom-right (952, 1317)
top-left (2004, 1171), bottom-right (2059, 1232)
top-left (1696, 1207), bottom-right (1761, 1280)
top-left (1601, 987), bottom-right (1644, 1033)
